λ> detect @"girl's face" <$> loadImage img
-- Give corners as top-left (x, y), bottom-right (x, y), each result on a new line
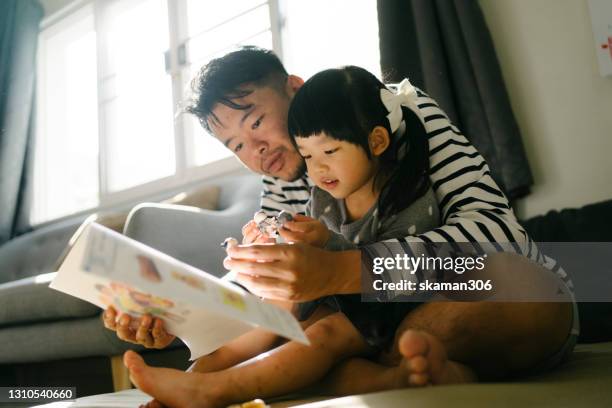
top-left (296, 133), bottom-right (377, 200)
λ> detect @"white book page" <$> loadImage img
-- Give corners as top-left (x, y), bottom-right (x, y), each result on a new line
top-left (51, 222), bottom-right (308, 360)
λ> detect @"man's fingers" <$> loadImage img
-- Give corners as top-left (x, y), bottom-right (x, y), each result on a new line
top-left (291, 214), bottom-right (314, 222)
top-left (225, 257), bottom-right (293, 280)
top-left (116, 314), bottom-right (139, 344)
top-left (135, 315), bottom-right (155, 348)
top-left (227, 242), bottom-right (294, 261)
top-left (103, 306), bottom-right (117, 330)
top-left (152, 319), bottom-right (175, 349)
top-left (278, 228), bottom-right (306, 243)
top-left (235, 273), bottom-right (292, 299)
top-left (281, 220), bottom-right (316, 233)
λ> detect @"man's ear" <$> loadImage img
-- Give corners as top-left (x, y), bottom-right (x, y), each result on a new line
top-left (286, 75), bottom-right (305, 97)
top-left (369, 126), bottom-right (391, 157)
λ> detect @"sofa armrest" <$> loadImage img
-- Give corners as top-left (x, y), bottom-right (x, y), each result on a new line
top-left (123, 200), bottom-right (259, 278)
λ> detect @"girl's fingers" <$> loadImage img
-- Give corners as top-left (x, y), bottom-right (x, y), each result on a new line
top-left (242, 222), bottom-right (262, 244)
top-left (241, 220), bottom-right (257, 236)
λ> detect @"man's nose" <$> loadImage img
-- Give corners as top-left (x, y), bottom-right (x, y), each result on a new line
top-left (256, 141), bottom-right (268, 155)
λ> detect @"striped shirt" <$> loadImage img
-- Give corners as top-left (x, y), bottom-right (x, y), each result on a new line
top-left (260, 88), bottom-right (573, 301)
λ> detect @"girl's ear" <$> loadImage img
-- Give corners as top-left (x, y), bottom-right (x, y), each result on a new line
top-left (369, 126), bottom-right (390, 157)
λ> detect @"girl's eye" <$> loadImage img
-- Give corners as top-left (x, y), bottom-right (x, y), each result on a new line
top-left (324, 148), bottom-right (339, 155)
top-left (251, 116), bottom-right (263, 130)
top-left (302, 155), bottom-right (312, 160)
top-left (234, 143), bottom-right (243, 153)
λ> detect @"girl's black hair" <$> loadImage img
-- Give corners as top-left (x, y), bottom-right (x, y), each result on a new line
top-left (288, 66), bottom-right (430, 218)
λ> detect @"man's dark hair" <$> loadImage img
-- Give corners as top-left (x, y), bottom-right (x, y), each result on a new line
top-left (184, 46), bottom-right (288, 133)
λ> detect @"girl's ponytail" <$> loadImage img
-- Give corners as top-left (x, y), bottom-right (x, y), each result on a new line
top-left (376, 105), bottom-right (431, 218)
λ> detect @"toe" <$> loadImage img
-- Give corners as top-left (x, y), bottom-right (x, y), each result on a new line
top-left (408, 355), bottom-right (429, 373)
top-left (123, 350), bottom-right (145, 371)
top-left (409, 373), bottom-right (430, 386)
top-left (398, 330), bottom-right (430, 359)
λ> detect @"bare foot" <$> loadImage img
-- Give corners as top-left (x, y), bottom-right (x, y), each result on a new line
top-left (396, 330), bottom-right (477, 387)
top-left (124, 351), bottom-right (225, 408)
top-left (139, 399), bottom-right (166, 408)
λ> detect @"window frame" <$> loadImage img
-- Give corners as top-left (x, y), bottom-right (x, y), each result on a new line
top-left (34, 0), bottom-right (282, 227)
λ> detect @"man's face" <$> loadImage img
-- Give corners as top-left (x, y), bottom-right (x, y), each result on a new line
top-left (208, 79), bottom-right (305, 181)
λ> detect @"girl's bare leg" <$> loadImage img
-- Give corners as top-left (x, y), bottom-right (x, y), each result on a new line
top-left (188, 300), bottom-right (334, 373)
top-left (141, 302), bottom-right (335, 408)
top-left (125, 312), bottom-right (369, 408)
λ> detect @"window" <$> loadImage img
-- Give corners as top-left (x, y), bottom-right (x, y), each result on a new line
top-left (96, 0), bottom-right (176, 193)
top-left (33, 0), bottom-right (380, 225)
top-left (34, 4), bottom-right (99, 223)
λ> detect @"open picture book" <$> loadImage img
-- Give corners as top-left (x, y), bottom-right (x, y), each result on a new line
top-left (50, 222), bottom-right (309, 360)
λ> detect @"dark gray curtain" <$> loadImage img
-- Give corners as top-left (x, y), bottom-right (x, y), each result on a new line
top-left (377, 0), bottom-right (532, 200)
top-left (0, 0), bottom-right (42, 245)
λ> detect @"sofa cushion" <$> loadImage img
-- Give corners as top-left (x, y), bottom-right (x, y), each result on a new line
top-left (0, 272), bottom-right (100, 327)
top-left (163, 185), bottom-right (221, 210)
top-left (522, 198), bottom-right (612, 242)
top-left (94, 185), bottom-right (221, 233)
top-left (0, 217), bottom-right (84, 284)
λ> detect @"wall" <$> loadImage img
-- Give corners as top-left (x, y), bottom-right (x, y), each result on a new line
top-left (479, 0), bottom-right (612, 219)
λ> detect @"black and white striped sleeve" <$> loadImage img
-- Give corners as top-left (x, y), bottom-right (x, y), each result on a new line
top-left (361, 90), bottom-right (570, 300)
top-left (260, 176), bottom-right (310, 216)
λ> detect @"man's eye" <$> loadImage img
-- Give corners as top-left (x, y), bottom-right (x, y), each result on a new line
top-left (234, 143), bottom-right (243, 153)
top-left (324, 148), bottom-right (339, 155)
top-left (252, 117), bottom-right (262, 130)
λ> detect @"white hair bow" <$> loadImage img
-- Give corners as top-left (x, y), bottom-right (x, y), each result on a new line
top-left (380, 78), bottom-right (423, 133)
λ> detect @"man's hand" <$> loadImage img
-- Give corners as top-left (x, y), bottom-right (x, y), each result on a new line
top-left (241, 220), bottom-right (275, 244)
top-left (278, 214), bottom-right (330, 247)
top-left (102, 306), bottom-right (176, 349)
top-left (223, 242), bottom-right (361, 301)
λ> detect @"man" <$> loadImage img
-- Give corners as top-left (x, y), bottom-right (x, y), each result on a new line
top-left (105, 47), bottom-right (576, 399)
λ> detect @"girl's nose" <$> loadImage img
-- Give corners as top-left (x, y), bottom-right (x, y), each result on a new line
top-left (313, 160), bottom-right (329, 173)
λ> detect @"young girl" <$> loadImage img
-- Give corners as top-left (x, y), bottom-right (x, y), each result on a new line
top-left (284, 65), bottom-right (441, 350)
top-left (123, 66), bottom-right (475, 408)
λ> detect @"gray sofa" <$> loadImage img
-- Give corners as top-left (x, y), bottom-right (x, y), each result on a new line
top-left (0, 171), bottom-right (261, 369)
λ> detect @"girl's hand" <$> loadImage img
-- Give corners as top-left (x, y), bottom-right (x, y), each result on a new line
top-left (279, 214), bottom-right (330, 248)
top-left (242, 220), bottom-right (275, 244)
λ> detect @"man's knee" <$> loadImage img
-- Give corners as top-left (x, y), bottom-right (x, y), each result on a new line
top-left (504, 301), bottom-right (573, 371)
top-left (455, 252), bottom-right (573, 302)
